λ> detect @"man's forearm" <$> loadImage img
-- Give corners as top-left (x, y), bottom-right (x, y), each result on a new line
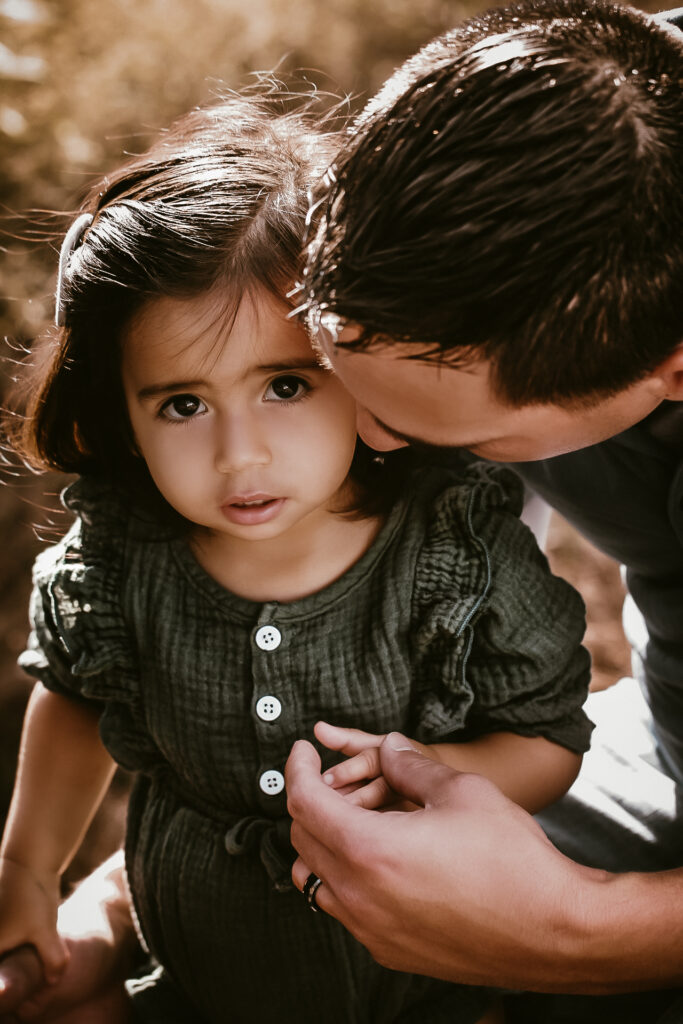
top-left (567, 866), bottom-right (683, 992)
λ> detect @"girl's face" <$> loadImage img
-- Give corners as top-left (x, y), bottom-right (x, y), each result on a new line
top-left (121, 286), bottom-right (359, 545)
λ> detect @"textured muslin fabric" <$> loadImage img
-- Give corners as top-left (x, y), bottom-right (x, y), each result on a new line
top-left (19, 462), bottom-right (591, 1023)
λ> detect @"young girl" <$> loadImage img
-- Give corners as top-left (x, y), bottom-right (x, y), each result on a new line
top-left (0, 93), bottom-right (593, 1024)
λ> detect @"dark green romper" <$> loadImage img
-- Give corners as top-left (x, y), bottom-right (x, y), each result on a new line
top-left (19, 463), bottom-right (593, 1024)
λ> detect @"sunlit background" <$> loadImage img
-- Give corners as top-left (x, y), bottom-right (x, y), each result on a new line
top-left (1, 0), bottom-right (647, 880)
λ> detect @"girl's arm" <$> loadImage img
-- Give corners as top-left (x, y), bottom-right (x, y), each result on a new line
top-left (316, 722), bottom-right (580, 814)
top-left (0, 683), bottom-right (116, 980)
top-left (423, 730), bottom-right (580, 813)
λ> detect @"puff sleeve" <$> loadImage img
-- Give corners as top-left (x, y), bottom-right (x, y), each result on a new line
top-left (17, 479), bottom-right (160, 772)
top-left (410, 463), bottom-right (593, 753)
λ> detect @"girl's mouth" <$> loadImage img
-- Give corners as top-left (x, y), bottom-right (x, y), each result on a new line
top-left (221, 497), bottom-right (285, 525)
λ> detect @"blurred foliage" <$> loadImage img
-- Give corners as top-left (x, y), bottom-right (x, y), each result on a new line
top-left (1, 0), bottom-right (470, 344)
top-left (0, 0), bottom-right (643, 872)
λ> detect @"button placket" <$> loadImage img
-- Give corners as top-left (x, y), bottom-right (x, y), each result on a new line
top-left (251, 609), bottom-right (288, 805)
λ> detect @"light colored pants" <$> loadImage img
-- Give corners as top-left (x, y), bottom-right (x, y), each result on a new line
top-left (540, 676), bottom-right (682, 872)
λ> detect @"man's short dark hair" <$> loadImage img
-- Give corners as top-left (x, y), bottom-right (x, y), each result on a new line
top-left (304, 0), bottom-right (683, 406)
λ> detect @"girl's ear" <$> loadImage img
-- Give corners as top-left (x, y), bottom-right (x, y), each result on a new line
top-left (650, 342), bottom-right (683, 401)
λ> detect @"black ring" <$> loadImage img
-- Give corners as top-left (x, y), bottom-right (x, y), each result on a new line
top-left (303, 872), bottom-right (323, 913)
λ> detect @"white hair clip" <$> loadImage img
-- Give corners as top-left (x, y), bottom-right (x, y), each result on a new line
top-left (54, 212), bottom-right (93, 327)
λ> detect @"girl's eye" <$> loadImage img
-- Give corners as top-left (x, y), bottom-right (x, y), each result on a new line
top-left (264, 375), bottom-right (310, 402)
top-left (160, 394), bottom-right (207, 420)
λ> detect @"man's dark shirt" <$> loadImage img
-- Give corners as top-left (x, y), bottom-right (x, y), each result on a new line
top-left (515, 401), bottom-right (683, 784)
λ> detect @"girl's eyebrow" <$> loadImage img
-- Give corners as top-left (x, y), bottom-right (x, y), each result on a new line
top-left (137, 378), bottom-right (208, 399)
top-left (137, 359), bottom-right (324, 399)
top-left (255, 358), bottom-right (324, 373)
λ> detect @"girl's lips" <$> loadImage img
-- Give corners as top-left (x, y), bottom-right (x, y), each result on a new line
top-left (220, 497), bottom-right (285, 525)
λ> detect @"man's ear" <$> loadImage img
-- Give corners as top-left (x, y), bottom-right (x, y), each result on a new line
top-left (650, 343), bottom-right (683, 401)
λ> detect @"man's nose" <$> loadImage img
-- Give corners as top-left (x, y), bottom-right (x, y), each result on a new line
top-left (355, 407), bottom-right (409, 452)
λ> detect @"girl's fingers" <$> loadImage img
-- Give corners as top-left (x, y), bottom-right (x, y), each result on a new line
top-left (322, 748), bottom-right (381, 789)
top-left (344, 776), bottom-right (394, 809)
top-left (314, 721), bottom-right (385, 756)
top-left (33, 934), bottom-right (67, 986)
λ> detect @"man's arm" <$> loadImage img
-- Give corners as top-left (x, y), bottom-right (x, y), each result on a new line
top-left (286, 734), bottom-right (683, 993)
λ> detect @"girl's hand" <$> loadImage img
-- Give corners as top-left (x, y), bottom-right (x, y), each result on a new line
top-left (314, 722), bottom-right (425, 810)
top-left (0, 851), bottom-right (138, 1024)
top-left (0, 858), bottom-right (67, 985)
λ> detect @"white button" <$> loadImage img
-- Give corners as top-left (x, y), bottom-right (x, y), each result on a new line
top-left (256, 696), bottom-right (282, 722)
top-left (254, 625), bottom-right (282, 651)
top-left (259, 769), bottom-right (285, 795)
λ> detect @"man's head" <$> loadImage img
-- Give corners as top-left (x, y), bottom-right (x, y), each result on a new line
top-left (303, 0), bottom-right (683, 458)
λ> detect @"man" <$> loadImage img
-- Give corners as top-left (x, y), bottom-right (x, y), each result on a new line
top-left (287, 1), bottom-right (683, 1020)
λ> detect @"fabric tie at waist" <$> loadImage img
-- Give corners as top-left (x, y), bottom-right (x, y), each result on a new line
top-left (224, 815), bottom-right (295, 892)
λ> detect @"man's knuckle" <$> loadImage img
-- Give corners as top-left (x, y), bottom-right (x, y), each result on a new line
top-left (451, 770), bottom-right (494, 802)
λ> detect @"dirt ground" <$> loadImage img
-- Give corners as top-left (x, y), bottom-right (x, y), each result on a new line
top-left (545, 514), bottom-right (630, 693)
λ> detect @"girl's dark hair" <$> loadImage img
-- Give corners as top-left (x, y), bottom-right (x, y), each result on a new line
top-left (8, 89), bottom-right (408, 522)
top-left (303, 0), bottom-right (683, 407)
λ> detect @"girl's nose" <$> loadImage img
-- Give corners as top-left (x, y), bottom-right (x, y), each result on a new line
top-left (214, 415), bottom-right (271, 473)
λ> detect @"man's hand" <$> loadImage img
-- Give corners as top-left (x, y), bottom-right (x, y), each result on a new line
top-left (286, 732), bottom-right (627, 993)
top-left (314, 721), bottom-right (425, 809)
top-left (0, 946), bottom-right (43, 1015)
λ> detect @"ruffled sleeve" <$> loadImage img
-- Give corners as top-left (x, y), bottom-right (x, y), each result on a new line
top-left (18, 478), bottom-right (160, 771)
top-left (410, 463), bottom-right (593, 753)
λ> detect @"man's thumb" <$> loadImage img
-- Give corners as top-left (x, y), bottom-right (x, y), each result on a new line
top-left (0, 946), bottom-right (43, 1012)
top-left (379, 733), bottom-right (456, 808)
